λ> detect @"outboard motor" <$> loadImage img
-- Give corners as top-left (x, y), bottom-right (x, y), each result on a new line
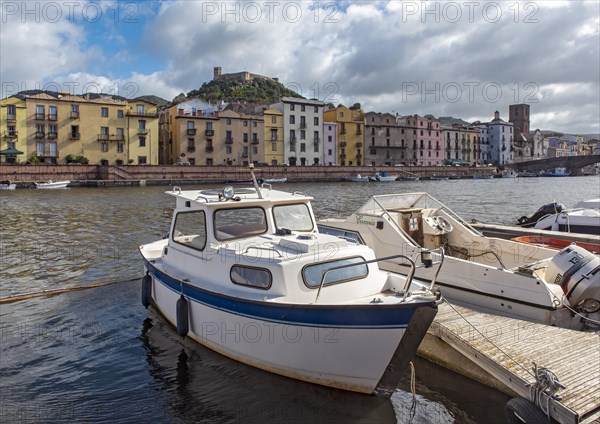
top-left (545, 245), bottom-right (600, 328)
top-left (517, 202), bottom-right (564, 227)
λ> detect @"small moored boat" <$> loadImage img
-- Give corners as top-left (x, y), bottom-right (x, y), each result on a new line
top-left (546, 167), bottom-right (571, 177)
top-left (139, 170), bottom-right (442, 396)
top-left (0, 180), bottom-right (16, 190)
top-left (34, 180), bottom-right (70, 189)
top-left (512, 236), bottom-right (599, 255)
top-left (345, 174), bottom-right (369, 182)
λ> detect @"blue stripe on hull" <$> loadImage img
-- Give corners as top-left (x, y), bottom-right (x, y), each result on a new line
top-left (144, 259), bottom-right (429, 329)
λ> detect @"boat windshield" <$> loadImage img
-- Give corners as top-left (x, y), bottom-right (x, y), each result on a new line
top-left (357, 193), bottom-right (439, 216)
top-left (273, 203), bottom-right (314, 232)
top-left (214, 207), bottom-right (268, 240)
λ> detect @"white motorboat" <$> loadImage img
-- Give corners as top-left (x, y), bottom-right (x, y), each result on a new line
top-left (34, 180), bottom-right (70, 189)
top-left (139, 173), bottom-right (441, 396)
top-left (318, 192), bottom-right (600, 330)
top-left (0, 180), bottom-right (16, 190)
top-left (369, 172), bottom-right (398, 182)
top-left (262, 177), bottom-right (287, 183)
top-left (345, 174), bottom-right (369, 182)
top-left (546, 167), bottom-right (571, 177)
top-left (517, 201), bottom-right (600, 235)
top-left (501, 170), bottom-right (518, 178)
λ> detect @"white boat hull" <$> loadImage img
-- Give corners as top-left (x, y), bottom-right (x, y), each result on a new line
top-left (35, 180), bottom-right (70, 189)
top-left (144, 260), bottom-right (437, 395)
top-left (0, 183), bottom-right (16, 190)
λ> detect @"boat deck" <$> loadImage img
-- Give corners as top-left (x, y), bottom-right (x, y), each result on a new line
top-left (419, 302), bottom-right (600, 424)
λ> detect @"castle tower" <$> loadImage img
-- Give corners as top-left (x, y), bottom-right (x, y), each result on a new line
top-left (213, 66), bottom-right (222, 80)
top-left (509, 104), bottom-right (530, 135)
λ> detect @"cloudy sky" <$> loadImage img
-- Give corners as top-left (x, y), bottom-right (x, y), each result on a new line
top-left (1, 1), bottom-right (599, 133)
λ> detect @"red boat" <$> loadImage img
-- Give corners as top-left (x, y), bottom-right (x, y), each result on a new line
top-left (512, 235), bottom-right (599, 254)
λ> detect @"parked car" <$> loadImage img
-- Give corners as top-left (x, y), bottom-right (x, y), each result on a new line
top-left (175, 161), bottom-right (191, 166)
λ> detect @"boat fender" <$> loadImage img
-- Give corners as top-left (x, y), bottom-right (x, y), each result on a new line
top-left (505, 397), bottom-right (547, 424)
top-left (141, 274), bottom-right (152, 309)
top-left (176, 295), bottom-right (189, 338)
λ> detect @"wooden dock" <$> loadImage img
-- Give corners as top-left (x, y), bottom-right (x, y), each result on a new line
top-left (418, 302), bottom-right (600, 424)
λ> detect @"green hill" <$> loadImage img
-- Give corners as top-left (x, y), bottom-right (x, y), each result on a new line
top-left (187, 78), bottom-right (303, 103)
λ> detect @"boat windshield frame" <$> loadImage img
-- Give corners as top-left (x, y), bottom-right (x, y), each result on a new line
top-left (213, 206), bottom-right (269, 241)
top-left (357, 193), bottom-right (483, 236)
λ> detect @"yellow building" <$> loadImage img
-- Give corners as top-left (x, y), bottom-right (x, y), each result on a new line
top-left (14, 92), bottom-right (159, 165)
top-left (323, 106), bottom-right (365, 166)
top-left (0, 97), bottom-right (27, 163)
top-left (166, 101), bottom-right (220, 165)
top-left (218, 110), bottom-right (264, 166)
top-left (262, 108), bottom-right (284, 165)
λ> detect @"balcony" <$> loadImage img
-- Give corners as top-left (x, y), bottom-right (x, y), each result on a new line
top-left (225, 137), bottom-right (233, 144)
top-left (98, 134), bottom-right (109, 141)
top-left (356, 142), bottom-right (363, 148)
top-left (70, 111), bottom-right (80, 119)
top-left (48, 132), bottom-right (58, 139)
top-left (205, 145), bottom-right (214, 153)
top-left (35, 113), bottom-right (45, 120)
top-left (187, 128), bottom-right (197, 136)
top-left (138, 128), bottom-right (149, 135)
top-left (340, 141), bottom-right (347, 147)
top-left (7, 114), bottom-right (16, 122)
top-left (38, 147), bottom-right (59, 158)
top-left (340, 128), bottom-right (347, 134)
top-left (110, 134), bottom-right (125, 142)
top-left (313, 138), bottom-right (320, 145)
top-left (251, 139), bottom-right (259, 145)
top-left (340, 153), bottom-right (347, 159)
top-left (70, 132), bottom-right (80, 140)
top-left (187, 146), bottom-right (196, 153)
top-left (242, 152), bottom-right (249, 158)
top-left (4, 131), bottom-right (17, 138)
top-left (126, 111), bottom-right (159, 118)
top-left (299, 122), bottom-right (306, 129)
top-left (48, 114), bottom-right (58, 121)
top-left (35, 131), bottom-right (45, 139)
top-left (205, 129), bottom-right (214, 136)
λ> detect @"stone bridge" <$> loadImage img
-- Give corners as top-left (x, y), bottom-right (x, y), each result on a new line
top-left (506, 155), bottom-right (600, 175)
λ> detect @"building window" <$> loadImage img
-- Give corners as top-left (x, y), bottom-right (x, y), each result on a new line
top-left (270, 129), bottom-right (277, 141)
top-left (301, 105), bottom-right (305, 112)
top-left (300, 130), bottom-right (306, 140)
top-left (139, 136), bottom-right (146, 147)
top-left (243, 133), bottom-right (248, 143)
top-left (290, 104), bottom-right (295, 111)
top-left (118, 110), bottom-right (124, 118)
top-left (314, 117), bottom-right (319, 126)
top-left (101, 107), bottom-right (109, 117)
top-left (227, 119), bottom-right (232, 125)
top-left (116, 128), bottom-right (124, 140)
top-left (243, 121), bottom-right (248, 127)
top-left (117, 143), bottom-right (124, 153)
top-left (314, 106), bottom-right (318, 113)
top-left (137, 104), bottom-right (144, 114)
top-left (272, 142), bottom-right (277, 151)
top-left (187, 121), bottom-right (194, 129)
top-left (138, 156), bottom-right (147, 164)
top-left (49, 106), bottom-right (57, 120)
top-left (289, 115), bottom-right (295, 125)
top-left (226, 146), bottom-right (232, 154)
top-left (7, 105), bottom-right (16, 118)
top-left (300, 143), bottom-right (306, 152)
top-left (271, 116), bottom-right (276, 124)
top-left (101, 142), bottom-right (109, 152)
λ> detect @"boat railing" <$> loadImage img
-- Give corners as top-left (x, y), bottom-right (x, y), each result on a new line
top-left (244, 246), bottom-right (283, 257)
top-left (314, 249), bottom-right (444, 304)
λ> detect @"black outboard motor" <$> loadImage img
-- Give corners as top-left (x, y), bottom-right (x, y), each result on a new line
top-left (517, 202), bottom-right (565, 227)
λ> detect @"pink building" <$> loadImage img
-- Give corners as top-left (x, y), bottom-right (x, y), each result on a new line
top-left (397, 115), bottom-right (443, 166)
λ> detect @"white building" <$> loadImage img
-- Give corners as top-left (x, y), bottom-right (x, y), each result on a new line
top-left (270, 97), bottom-right (324, 166)
top-left (486, 111), bottom-right (513, 165)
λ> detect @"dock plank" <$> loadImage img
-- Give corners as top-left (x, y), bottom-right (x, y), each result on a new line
top-left (429, 302), bottom-right (600, 423)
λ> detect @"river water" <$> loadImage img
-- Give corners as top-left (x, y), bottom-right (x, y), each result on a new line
top-left (1, 176), bottom-right (598, 423)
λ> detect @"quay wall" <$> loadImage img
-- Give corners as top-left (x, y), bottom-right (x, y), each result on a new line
top-left (0, 164), bottom-right (497, 186)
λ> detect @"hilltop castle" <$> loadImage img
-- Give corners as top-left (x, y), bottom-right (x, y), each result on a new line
top-left (212, 66), bottom-right (278, 83)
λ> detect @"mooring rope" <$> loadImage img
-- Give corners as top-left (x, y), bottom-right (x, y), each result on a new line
top-left (408, 361), bottom-right (417, 424)
top-left (0, 277), bottom-right (142, 304)
top-left (529, 362), bottom-right (566, 421)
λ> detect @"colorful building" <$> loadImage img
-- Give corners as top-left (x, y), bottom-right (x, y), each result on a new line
top-left (486, 111), bottom-right (514, 165)
top-left (271, 97), bottom-right (324, 166)
top-left (323, 122), bottom-right (337, 165)
top-left (0, 96), bottom-right (27, 163)
top-left (263, 108), bottom-right (284, 165)
top-left (364, 112), bottom-right (405, 166)
top-left (323, 106), bottom-right (365, 166)
top-left (397, 115), bottom-right (443, 166)
top-left (441, 124), bottom-right (479, 165)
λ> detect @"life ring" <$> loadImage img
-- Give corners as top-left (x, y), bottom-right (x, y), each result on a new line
top-left (505, 397), bottom-right (547, 424)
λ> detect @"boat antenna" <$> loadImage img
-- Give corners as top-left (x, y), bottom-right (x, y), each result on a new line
top-left (249, 164), bottom-right (263, 199)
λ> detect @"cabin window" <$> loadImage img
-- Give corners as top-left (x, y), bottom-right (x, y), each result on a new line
top-left (172, 211), bottom-right (207, 251)
top-left (302, 256), bottom-right (368, 288)
top-left (230, 265), bottom-right (272, 290)
top-left (273, 203), bottom-right (313, 232)
top-left (214, 207), bottom-right (267, 240)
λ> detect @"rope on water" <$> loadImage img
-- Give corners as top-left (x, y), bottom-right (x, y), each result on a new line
top-left (408, 361), bottom-right (417, 424)
top-left (0, 277), bottom-right (142, 304)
